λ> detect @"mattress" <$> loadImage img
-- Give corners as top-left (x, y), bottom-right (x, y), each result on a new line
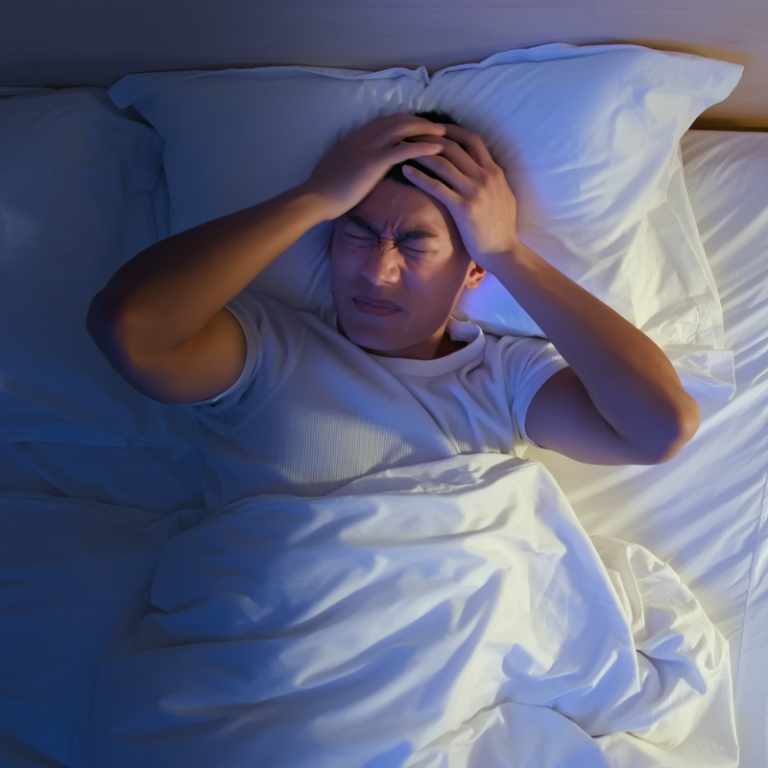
top-left (0, 126), bottom-right (766, 766)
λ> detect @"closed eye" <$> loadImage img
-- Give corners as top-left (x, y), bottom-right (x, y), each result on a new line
top-left (346, 234), bottom-right (429, 254)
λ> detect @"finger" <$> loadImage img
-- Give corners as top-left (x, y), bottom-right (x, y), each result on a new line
top-left (410, 153), bottom-right (473, 196)
top-left (405, 135), bottom-right (480, 183)
top-left (395, 140), bottom-right (445, 166)
top-left (410, 125), bottom-right (497, 176)
top-left (391, 116), bottom-right (448, 144)
top-left (402, 160), bottom-right (463, 205)
top-left (354, 115), bottom-right (445, 160)
top-left (356, 114), bottom-right (445, 150)
top-left (440, 124), bottom-right (498, 171)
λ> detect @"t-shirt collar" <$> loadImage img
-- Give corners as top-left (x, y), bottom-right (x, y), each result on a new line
top-left (318, 292), bottom-right (484, 376)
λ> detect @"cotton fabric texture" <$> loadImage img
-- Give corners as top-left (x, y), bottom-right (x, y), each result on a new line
top-left (71, 453), bottom-right (738, 768)
top-left (184, 292), bottom-right (568, 509)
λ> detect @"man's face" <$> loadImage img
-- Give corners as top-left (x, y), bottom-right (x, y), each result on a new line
top-left (326, 178), bottom-right (486, 360)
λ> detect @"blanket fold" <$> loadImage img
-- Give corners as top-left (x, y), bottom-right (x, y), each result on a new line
top-left (71, 453), bottom-right (737, 768)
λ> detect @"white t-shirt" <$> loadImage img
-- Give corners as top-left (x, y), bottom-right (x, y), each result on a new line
top-left (184, 292), bottom-right (569, 509)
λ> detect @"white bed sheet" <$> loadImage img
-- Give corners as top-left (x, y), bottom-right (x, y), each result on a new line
top-left (1, 129), bottom-right (766, 767)
top-left (524, 129), bottom-right (768, 768)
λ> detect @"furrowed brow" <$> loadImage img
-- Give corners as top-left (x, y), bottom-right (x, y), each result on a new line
top-left (343, 214), bottom-right (439, 240)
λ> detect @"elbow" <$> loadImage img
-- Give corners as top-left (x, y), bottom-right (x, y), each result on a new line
top-left (86, 291), bottom-right (134, 365)
top-left (86, 292), bottom-right (112, 348)
top-left (655, 396), bottom-right (701, 463)
top-left (86, 291), bottom-right (123, 352)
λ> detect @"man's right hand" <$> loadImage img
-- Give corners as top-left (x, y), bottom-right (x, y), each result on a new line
top-left (301, 113), bottom-right (448, 221)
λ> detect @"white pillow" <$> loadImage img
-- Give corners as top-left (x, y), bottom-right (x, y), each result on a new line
top-left (109, 43), bottom-right (743, 398)
top-left (0, 87), bottom-right (197, 448)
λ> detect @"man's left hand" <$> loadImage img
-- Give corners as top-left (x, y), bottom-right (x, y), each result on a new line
top-left (403, 124), bottom-right (520, 273)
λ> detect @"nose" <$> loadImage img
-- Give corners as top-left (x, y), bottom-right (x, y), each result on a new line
top-left (359, 239), bottom-right (405, 284)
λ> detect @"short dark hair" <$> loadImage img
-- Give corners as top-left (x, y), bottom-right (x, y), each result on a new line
top-left (384, 109), bottom-right (460, 188)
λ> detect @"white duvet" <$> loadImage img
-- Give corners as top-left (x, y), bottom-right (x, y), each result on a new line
top-left (72, 453), bottom-right (738, 768)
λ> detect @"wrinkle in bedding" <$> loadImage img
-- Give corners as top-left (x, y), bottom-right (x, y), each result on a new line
top-left (72, 453), bottom-right (737, 768)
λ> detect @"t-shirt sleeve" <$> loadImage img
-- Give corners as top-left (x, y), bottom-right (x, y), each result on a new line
top-left (504, 335), bottom-right (570, 448)
top-left (187, 295), bottom-right (260, 408)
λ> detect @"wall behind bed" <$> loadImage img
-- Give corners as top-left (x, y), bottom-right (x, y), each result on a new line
top-left (2, 0), bottom-right (766, 130)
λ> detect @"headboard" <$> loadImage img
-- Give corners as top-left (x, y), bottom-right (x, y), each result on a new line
top-left (2, 0), bottom-right (766, 131)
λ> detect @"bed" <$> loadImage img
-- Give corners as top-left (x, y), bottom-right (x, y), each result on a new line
top-left (1, 19), bottom-right (767, 768)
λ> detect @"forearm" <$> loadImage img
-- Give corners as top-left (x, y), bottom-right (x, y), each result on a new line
top-left (91, 184), bottom-right (330, 356)
top-left (493, 239), bottom-right (699, 453)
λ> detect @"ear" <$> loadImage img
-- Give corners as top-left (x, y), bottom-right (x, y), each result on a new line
top-left (464, 261), bottom-right (486, 290)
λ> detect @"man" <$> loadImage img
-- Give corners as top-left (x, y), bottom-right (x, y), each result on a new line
top-left (87, 111), bottom-right (699, 508)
